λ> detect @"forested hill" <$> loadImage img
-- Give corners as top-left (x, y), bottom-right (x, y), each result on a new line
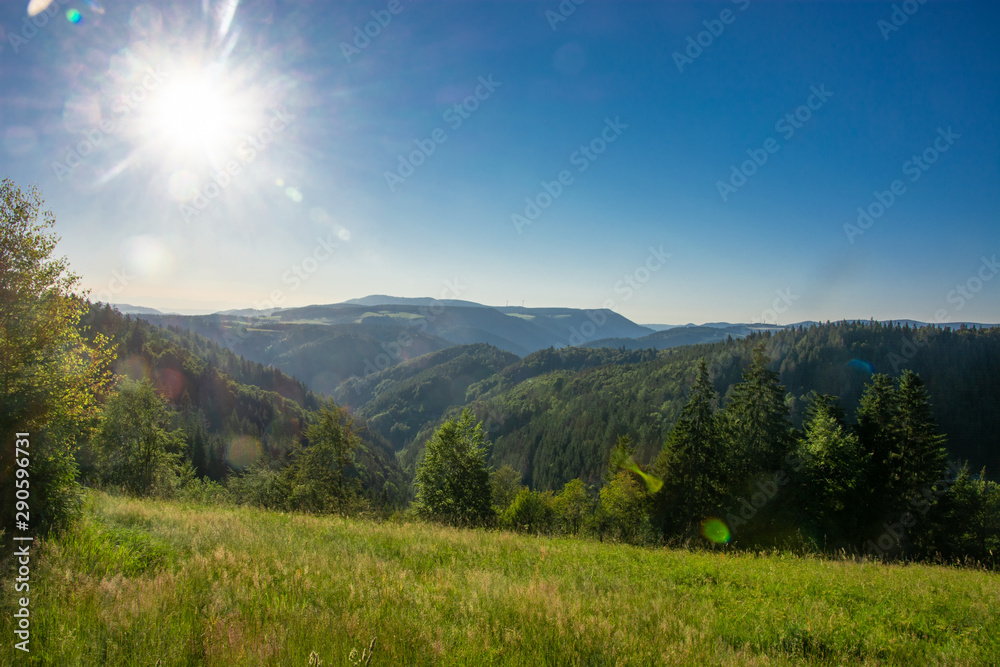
top-left (79, 303), bottom-right (408, 504)
top-left (382, 322), bottom-right (999, 490)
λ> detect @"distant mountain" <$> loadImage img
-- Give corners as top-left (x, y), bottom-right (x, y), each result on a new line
top-left (139, 302), bottom-right (655, 387)
top-left (112, 303), bottom-right (164, 315)
top-left (344, 295), bottom-right (488, 308)
top-left (333, 343), bottom-right (519, 451)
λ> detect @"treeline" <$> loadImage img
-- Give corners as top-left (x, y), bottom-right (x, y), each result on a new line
top-left (426, 323), bottom-right (1000, 492)
top-left (409, 351), bottom-right (1000, 568)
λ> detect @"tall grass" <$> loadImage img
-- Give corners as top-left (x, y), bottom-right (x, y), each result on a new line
top-left (3, 490), bottom-right (998, 665)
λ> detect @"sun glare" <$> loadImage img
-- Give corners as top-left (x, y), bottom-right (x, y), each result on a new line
top-left (145, 70), bottom-right (241, 159)
top-left (143, 68), bottom-right (260, 166)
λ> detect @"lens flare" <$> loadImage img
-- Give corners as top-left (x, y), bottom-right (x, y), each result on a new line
top-left (66, 8), bottom-right (82, 23)
top-left (623, 459), bottom-right (663, 493)
top-left (226, 435), bottom-right (262, 469)
top-left (701, 518), bottom-right (731, 544)
top-left (847, 359), bottom-right (874, 374)
top-left (27, 0), bottom-right (54, 17)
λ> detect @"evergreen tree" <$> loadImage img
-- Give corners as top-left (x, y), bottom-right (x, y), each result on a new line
top-left (894, 370), bottom-right (948, 504)
top-left (856, 371), bottom-right (948, 533)
top-left (652, 359), bottom-right (724, 536)
top-left (855, 373), bottom-right (898, 507)
top-left (721, 346), bottom-right (793, 487)
top-left (413, 409), bottom-right (493, 525)
top-left (795, 394), bottom-right (869, 547)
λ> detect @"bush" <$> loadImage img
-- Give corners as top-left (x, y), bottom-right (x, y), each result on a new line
top-left (595, 471), bottom-right (656, 544)
top-left (228, 462), bottom-right (292, 510)
top-left (500, 488), bottom-right (555, 533)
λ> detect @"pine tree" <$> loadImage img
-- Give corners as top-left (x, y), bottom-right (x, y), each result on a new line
top-left (795, 394), bottom-right (869, 547)
top-left (652, 359), bottom-right (723, 535)
top-left (893, 370), bottom-right (948, 510)
top-left (721, 346), bottom-right (793, 488)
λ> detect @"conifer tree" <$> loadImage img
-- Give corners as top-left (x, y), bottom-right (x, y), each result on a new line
top-left (796, 394), bottom-right (869, 546)
top-left (721, 346), bottom-right (793, 487)
top-left (652, 359), bottom-right (723, 535)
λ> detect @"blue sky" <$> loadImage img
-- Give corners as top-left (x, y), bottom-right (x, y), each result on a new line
top-left (1, 0), bottom-right (997, 324)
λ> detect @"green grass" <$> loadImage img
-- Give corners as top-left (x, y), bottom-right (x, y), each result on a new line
top-left (4, 491), bottom-right (998, 666)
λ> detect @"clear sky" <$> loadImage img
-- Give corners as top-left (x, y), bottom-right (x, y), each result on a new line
top-left (1, 0), bottom-right (998, 324)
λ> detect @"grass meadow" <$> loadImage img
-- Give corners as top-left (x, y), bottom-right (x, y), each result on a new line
top-left (2, 491), bottom-right (998, 666)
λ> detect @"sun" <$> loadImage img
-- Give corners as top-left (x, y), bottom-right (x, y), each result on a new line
top-left (141, 66), bottom-right (257, 164)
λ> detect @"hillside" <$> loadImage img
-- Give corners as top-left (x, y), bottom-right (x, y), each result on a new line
top-left (8, 491), bottom-right (997, 665)
top-left (379, 323), bottom-right (1000, 489)
top-left (331, 344), bottom-right (519, 451)
top-left (80, 303), bottom-right (409, 505)
top-left (137, 301), bottom-right (654, 386)
top-left (136, 314), bottom-right (456, 396)
top-left (585, 325), bottom-right (750, 350)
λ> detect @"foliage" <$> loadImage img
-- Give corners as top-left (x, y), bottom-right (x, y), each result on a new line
top-left (652, 359), bottom-right (726, 536)
top-left (721, 345), bottom-right (795, 485)
top-left (0, 179), bottom-right (114, 535)
top-left (81, 303), bottom-right (410, 507)
top-left (499, 488), bottom-right (555, 533)
top-left (793, 394), bottom-right (869, 547)
top-left (227, 460), bottom-right (292, 510)
top-left (595, 470), bottom-right (652, 544)
top-left (286, 403), bottom-right (360, 513)
top-left (413, 409), bottom-right (493, 525)
top-left (551, 478), bottom-right (596, 535)
top-left (92, 379), bottom-right (183, 496)
top-left (489, 463), bottom-right (523, 514)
